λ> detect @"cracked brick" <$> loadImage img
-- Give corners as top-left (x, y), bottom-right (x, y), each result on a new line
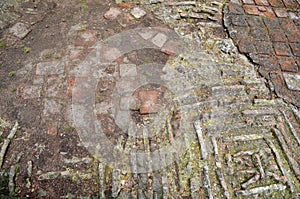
top-left (278, 56), bottom-right (298, 72)
top-left (274, 42), bottom-right (292, 56)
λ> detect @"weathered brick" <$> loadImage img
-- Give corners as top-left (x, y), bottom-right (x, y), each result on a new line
top-left (279, 18), bottom-right (298, 33)
top-left (246, 16), bottom-right (265, 26)
top-left (138, 90), bottom-right (159, 114)
top-left (262, 7), bottom-right (276, 18)
top-left (273, 42), bottom-right (292, 56)
top-left (274, 8), bottom-right (289, 17)
top-left (238, 38), bottom-right (256, 53)
top-left (231, 15), bottom-right (248, 26)
top-left (227, 3), bottom-right (245, 14)
top-left (243, 5), bottom-right (261, 15)
top-left (250, 28), bottom-right (269, 41)
top-left (263, 18), bottom-right (281, 29)
top-left (282, 0), bottom-right (300, 9)
top-left (251, 54), bottom-right (280, 74)
top-left (255, 41), bottom-right (273, 54)
top-left (257, 6), bottom-right (267, 12)
top-left (228, 26), bottom-right (250, 43)
top-left (290, 43), bottom-right (300, 57)
top-left (278, 56), bottom-right (298, 72)
top-left (268, 0), bottom-right (285, 7)
top-left (269, 29), bottom-right (287, 42)
top-left (285, 30), bottom-right (300, 43)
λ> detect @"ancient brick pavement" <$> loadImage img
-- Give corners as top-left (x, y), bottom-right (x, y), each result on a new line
top-left (224, 0), bottom-right (300, 107)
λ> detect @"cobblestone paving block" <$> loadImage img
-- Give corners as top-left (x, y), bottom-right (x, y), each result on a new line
top-left (9, 22), bottom-right (31, 39)
top-left (283, 73), bottom-right (300, 91)
top-left (36, 61), bottom-right (65, 75)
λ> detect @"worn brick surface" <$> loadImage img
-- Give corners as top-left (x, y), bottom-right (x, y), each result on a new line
top-left (278, 56), bottom-right (298, 72)
top-left (274, 42), bottom-right (292, 56)
top-left (224, 0), bottom-right (300, 106)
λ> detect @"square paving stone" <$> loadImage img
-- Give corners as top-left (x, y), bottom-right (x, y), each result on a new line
top-left (273, 42), bottom-right (292, 56)
top-left (278, 56), bottom-right (298, 72)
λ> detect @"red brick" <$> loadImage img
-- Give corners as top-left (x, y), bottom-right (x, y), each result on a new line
top-left (282, 0), bottom-right (300, 9)
top-left (274, 8), bottom-right (289, 17)
top-left (255, 0), bottom-right (270, 5)
top-left (138, 90), bottom-right (159, 114)
top-left (243, 5), bottom-right (261, 15)
top-left (278, 56), bottom-right (298, 72)
top-left (268, 0), bottom-right (285, 7)
top-left (274, 42), bottom-right (292, 56)
top-left (269, 29), bottom-right (287, 42)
